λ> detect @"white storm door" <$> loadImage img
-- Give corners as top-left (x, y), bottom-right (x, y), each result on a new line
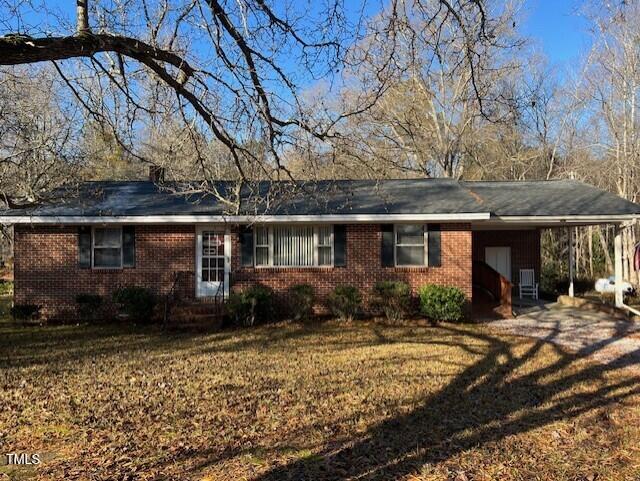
top-left (196, 227), bottom-right (230, 298)
top-left (485, 246), bottom-right (511, 281)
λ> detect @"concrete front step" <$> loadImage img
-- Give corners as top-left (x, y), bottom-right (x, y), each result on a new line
top-left (171, 312), bottom-right (223, 322)
top-left (170, 300), bottom-right (225, 323)
top-left (175, 306), bottom-right (224, 315)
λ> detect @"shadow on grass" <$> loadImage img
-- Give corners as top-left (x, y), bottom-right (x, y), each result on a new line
top-left (242, 321), bottom-right (640, 481)
top-left (0, 314), bottom-right (340, 370)
top-left (0, 319), bottom-right (232, 370)
top-left (2, 309), bottom-right (639, 480)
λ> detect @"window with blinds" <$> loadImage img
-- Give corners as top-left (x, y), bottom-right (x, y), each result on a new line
top-left (255, 225), bottom-right (333, 267)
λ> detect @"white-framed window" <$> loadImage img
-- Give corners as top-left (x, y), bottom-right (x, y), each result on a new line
top-left (255, 225), bottom-right (333, 267)
top-left (255, 225), bottom-right (270, 267)
top-left (92, 226), bottom-right (123, 268)
top-left (395, 224), bottom-right (427, 266)
top-left (317, 225), bottom-right (332, 266)
top-left (201, 231), bottom-right (225, 283)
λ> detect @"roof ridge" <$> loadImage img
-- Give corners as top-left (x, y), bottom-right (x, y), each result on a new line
top-left (461, 179), bottom-right (571, 184)
top-left (79, 178), bottom-right (576, 185)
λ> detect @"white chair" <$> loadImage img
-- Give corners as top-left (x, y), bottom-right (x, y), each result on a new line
top-left (519, 269), bottom-right (539, 300)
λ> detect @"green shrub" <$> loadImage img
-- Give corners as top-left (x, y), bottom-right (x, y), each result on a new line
top-left (289, 284), bottom-right (315, 321)
top-left (112, 287), bottom-right (156, 321)
top-left (327, 285), bottom-right (362, 321)
top-left (553, 278), bottom-right (594, 296)
top-left (225, 293), bottom-right (248, 326)
top-left (0, 280), bottom-right (13, 296)
top-left (10, 304), bottom-right (40, 321)
top-left (418, 285), bottom-right (466, 323)
top-left (540, 260), bottom-right (595, 297)
top-left (371, 280), bottom-right (412, 321)
top-left (540, 262), bottom-right (561, 296)
top-left (226, 285), bottom-right (275, 327)
top-left (75, 293), bottom-right (103, 320)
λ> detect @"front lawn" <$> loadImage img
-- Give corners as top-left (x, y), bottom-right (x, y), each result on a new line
top-left (1, 314), bottom-right (639, 480)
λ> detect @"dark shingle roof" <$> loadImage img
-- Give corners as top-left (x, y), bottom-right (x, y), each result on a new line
top-left (1, 179), bottom-right (639, 219)
top-left (461, 180), bottom-right (640, 217)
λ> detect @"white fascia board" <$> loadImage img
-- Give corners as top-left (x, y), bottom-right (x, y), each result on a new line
top-left (0, 212), bottom-right (491, 224)
top-left (483, 214), bottom-right (640, 225)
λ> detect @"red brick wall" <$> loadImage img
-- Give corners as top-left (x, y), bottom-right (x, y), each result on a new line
top-left (14, 225), bottom-right (195, 319)
top-left (472, 229), bottom-right (541, 284)
top-left (231, 224), bottom-right (473, 306)
top-left (14, 223), bottom-right (473, 319)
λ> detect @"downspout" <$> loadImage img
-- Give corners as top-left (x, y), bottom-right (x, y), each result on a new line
top-left (614, 224), bottom-right (640, 317)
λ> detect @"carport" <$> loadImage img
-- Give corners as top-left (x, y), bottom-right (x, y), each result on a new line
top-left (465, 180), bottom-right (640, 317)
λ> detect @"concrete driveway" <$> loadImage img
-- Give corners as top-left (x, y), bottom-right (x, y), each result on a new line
top-left (488, 303), bottom-right (640, 371)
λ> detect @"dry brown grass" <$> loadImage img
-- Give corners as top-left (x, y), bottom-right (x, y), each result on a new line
top-left (1, 312), bottom-right (639, 480)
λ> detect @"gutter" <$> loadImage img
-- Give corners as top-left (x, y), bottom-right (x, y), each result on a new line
top-left (488, 214), bottom-right (640, 225)
top-left (0, 212), bottom-right (492, 224)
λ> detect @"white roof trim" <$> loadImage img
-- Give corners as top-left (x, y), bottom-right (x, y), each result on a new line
top-left (483, 214), bottom-right (639, 225)
top-left (3, 212), bottom-right (637, 225)
top-left (0, 212), bottom-right (491, 224)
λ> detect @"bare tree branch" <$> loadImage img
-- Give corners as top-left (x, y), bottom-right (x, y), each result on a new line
top-left (0, 33), bottom-right (194, 81)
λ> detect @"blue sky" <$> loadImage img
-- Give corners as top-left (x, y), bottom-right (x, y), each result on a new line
top-left (521, 0), bottom-right (591, 65)
top-left (9, 0), bottom-right (592, 67)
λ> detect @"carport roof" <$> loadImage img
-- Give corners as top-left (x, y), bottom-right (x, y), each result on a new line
top-left (461, 180), bottom-right (640, 217)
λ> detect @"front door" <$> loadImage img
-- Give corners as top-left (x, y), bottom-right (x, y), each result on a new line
top-left (196, 227), bottom-right (230, 298)
top-left (485, 246), bottom-right (511, 281)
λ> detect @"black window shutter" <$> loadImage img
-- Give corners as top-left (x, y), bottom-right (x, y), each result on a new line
top-left (240, 226), bottom-right (254, 267)
top-left (381, 224), bottom-right (394, 267)
top-left (122, 226), bottom-right (135, 267)
top-left (333, 225), bottom-right (346, 267)
top-left (78, 227), bottom-right (91, 268)
top-left (428, 224), bottom-right (441, 267)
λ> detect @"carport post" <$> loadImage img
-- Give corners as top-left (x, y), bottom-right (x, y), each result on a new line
top-left (614, 226), bottom-right (624, 308)
top-left (568, 228), bottom-right (575, 297)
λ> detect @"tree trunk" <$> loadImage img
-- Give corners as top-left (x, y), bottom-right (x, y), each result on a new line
top-left (77, 0), bottom-right (89, 33)
top-left (597, 226), bottom-right (614, 275)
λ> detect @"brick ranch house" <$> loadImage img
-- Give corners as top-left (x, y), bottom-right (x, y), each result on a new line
top-left (1, 175), bottom-right (639, 320)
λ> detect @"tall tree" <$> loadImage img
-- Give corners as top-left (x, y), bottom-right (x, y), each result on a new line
top-left (0, 0), bottom-right (499, 208)
top-left (0, 66), bottom-right (82, 204)
top-left (321, 0), bottom-right (525, 179)
top-left (579, 1), bottom-right (640, 285)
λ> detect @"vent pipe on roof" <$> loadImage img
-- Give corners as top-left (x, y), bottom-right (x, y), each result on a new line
top-left (149, 165), bottom-right (165, 183)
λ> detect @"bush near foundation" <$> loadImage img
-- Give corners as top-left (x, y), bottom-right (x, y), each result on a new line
top-left (418, 285), bottom-right (466, 323)
top-left (75, 294), bottom-right (104, 320)
top-left (226, 285), bottom-right (276, 327)
top-left (113, 287), bottom-right (156, 321)
top-left (371, 280), bottom-right (413, 321)
top-left (10, 304), bottom-right (40, 321)
top-left (288, 284), bottom-right (316, 321)
top-left (327, 285), bottom-right (362, 321)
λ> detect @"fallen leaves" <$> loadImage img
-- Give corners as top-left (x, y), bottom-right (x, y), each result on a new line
top-left (0, 320), bottom-right (637, 480)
